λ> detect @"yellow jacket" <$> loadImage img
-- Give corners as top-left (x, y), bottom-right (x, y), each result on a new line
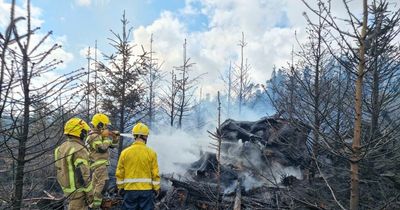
top-left (115, 141), bottom-right (160, 191)
top-left (86, 129), bottom-right (119, 169)
top-left (54, 137), bottom-right (92, 195)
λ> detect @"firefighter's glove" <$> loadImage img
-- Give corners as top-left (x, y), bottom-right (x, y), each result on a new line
top-left (101, 129), bottom-right (112, 137)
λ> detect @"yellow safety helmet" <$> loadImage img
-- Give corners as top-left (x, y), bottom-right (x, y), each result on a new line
top-left (132, 122), bottom-right (150, 136)
top-left (91, 113), bottom-right (110, 129)
top-left (64, 118), bottom-right (90, 140)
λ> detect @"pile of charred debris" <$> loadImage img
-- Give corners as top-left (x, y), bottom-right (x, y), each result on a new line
top-left (157, 117), bottom-right (321, 210)
top-left (21, 116), bottom-right (400, 209)
top-left (31, 116), bottom-right (328, 210)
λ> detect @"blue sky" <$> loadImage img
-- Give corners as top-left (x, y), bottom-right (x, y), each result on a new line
top-left (1, 0), bottom-right (292, 118)
top-left (31, 0), bottom-right (205, 69)
top-left (2, 0), bottom-right (378, 95)
top-left (36, 1), bottom-right (208, 43)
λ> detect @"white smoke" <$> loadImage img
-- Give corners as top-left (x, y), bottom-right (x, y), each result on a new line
top-left (220, 139), bottom-right (303, 190)
top-left (270, 162), bottom-right (303, 180)
top-left (147, 127), bottom-right (212, 175)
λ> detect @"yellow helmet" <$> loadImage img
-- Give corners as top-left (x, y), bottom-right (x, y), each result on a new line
top-left (132, 122), bottom-right (150, 136)
top-left (91, 113), bottom-right (110, 129)
top-left (64, 118), bottom-right (90, 139)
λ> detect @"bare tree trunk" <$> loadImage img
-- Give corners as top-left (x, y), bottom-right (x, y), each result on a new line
top-left (238, 32), bottom-right (245, 115)
top-left (350, 1), bottom-right (368, 209)
top-left (94, 40), bottom-right (98, 113)
top-left (86, 47), bottom-right (91, 121)
top-left (177, 39), bottom-right (187, 128)
top-left (370, 53), bottom-right (379, 139)
top-left (12, 2), bottom-right (31, 208)
top-left (216, 92), bottom-right (221, 210)
top-left (13, 52), bottom-right (30, 210)
top-left (149, 34), bottom-right (154, 128)
top-left (170, 71), bottom-right (176, 127)
top-left (369, 6), bottom-right (384, 140)
top-left (0, 0), bottom-right (15, 119)
top-left (118, 15), bottom-right (128, 155)
top-left (118, 83), bottom-right (126, 155)
top-left (312, 16), bottom-right (322, 156)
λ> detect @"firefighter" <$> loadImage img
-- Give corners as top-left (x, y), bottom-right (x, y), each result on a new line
top-left (86, 113), bottom-right (119, 208)
top-left (116, 122), bottom-right (160, 210)
top-left (54, 117), bottom-right (92, 210)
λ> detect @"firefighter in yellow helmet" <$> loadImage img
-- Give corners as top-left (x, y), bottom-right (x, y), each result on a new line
top-left (116, 122), bottom-right (160, 210)
top-left (54, 118), bottom-right (93, 210)
top-left (86, 113), bottom-right (120, 208)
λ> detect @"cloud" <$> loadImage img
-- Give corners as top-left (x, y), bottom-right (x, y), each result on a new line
top-left (129, 0), bottom-right (400, 98)
top-left (181, 0), bottom-right (202, 15)
top-left (76, 0), bottom-right (91, 7)
top-left (132, 11), bottom-right (188, 75)
top-left (130, 0), bottom-right (307, 97)
top-left (75, 0), bottom-right (111, 7)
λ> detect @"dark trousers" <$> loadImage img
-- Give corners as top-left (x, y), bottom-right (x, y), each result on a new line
top-left (122, 190), bottom-right (155, 210)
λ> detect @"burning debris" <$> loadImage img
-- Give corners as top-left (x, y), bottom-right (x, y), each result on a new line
top-left (31, 117), bottom-right (314, 209)
top-left (157, 117), bottom-right (313, 210)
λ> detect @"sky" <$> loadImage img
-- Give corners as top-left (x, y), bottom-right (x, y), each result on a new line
top-left (1, 0), bottom-right (397, 96)
top-left (0, 0), bottom-right (306, 95)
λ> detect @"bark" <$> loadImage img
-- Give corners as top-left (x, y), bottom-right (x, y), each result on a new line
top-left (350, 0), bottom-right (368, 209)
top-left (12, 2), bottom-right (31, 208)
top-left (13, 52), bottom-right (29, 210)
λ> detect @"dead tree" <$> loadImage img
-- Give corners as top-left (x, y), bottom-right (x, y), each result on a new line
top-left (300, 0), bottom-right (400, 209)
top-left (208, 91), bottom-right (222, 209)
top-left (175, 39), bottom-right (199, 129)
top-left (143, 33), bottom-right (163, 129)
top-left (350, 3), bottom-right (368, 209)
top-left (220, 61), bottom-right (233, 118)
top-left (159, 69), bottom-right (178, 127)
top-left (94, 40), bottom-right (99, 113)
top-left (293, 4), bottom-right (334, 157)
top-left (0, 0), bottom-right (18, 123)
top-left (363, 1), bottom-right (400, 144)
top-left (82, 40), bottom-right (100, 118)
top-left (86, 46), bottom-right (91, 121)
top-left (0, 1), bottom-right (85, 209)
top-left (227, 62), bottom-right (232, 118)
top-left (232, 32), bottom-right (252, 116)
top-left (265, 0), bottom-right (400, 209)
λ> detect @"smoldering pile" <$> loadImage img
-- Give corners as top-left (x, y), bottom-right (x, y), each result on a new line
top-left (156, 117), bottom-right (315, 210)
